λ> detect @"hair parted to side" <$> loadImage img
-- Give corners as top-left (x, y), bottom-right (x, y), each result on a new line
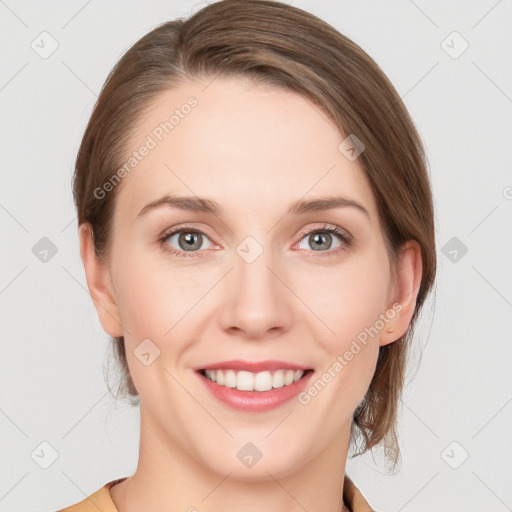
top-left (73, 0), bottom-right (436, 470)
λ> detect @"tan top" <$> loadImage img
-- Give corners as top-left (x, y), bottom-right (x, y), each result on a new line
top-left (59, 474), bottom-right (374, 511)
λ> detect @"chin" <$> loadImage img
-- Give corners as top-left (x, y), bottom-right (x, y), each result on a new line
top-left (194, 437), bottom-right (308, 482)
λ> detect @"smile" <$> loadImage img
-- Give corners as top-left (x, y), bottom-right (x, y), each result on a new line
top-left (200, 368), bottom-right (306, 392)
top-left (195, 361), bottom-right (314, 412)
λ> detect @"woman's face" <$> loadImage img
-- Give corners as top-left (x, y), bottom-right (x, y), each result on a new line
top-left (86, 76), bottom-right (415, 480)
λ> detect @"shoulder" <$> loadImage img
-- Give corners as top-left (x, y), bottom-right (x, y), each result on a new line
top-left (57, 478), bottom-right (126, 512)
top-left (343, 474), bottom-right (376, 512)
top-left (58, 475), bottom-right (372, 511)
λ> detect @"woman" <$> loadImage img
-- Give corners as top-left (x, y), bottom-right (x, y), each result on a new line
top-left (60, 0), bottom-right (436, 510)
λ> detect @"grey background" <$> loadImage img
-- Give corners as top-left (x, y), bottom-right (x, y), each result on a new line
top-left (1, 0), bottom-right (511, 510)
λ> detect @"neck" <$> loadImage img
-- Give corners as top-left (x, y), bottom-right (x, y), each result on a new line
top-left (110, 404), bottom-right (352, 512)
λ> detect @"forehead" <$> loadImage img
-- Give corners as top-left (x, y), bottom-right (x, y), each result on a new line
top-left (114, 76), bottom-right (378, 225)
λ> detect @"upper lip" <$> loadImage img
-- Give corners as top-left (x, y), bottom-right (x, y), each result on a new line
top-left (195, 360), bottom-right (312, 373)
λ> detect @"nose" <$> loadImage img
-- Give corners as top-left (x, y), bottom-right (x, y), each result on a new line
top-left (218, 242), bottom-right (293, 340)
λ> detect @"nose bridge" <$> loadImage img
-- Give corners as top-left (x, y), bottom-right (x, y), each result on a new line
top-left (220, 232), bottom-right (291, 337)
top-left (236, 235), bottom-right (275, 293)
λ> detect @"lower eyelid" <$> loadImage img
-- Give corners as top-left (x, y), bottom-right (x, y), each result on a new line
top-left (161, 229), bottom-right (213, 252)
top-left (297, 233), bottom-right (350, 255)
top-left (160, 226), bottom-right (351, 256)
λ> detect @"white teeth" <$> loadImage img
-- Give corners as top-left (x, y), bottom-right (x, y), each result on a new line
top-left (254, 371), bottom-right (273, 391)
top-left (272, 370), bottom-right (285, 389)
top-left (203, 369), bottom-right (306, 391)
top-left (224, 369), bottom-right (237, 388)
top-left (237, 371), bottom-right (255, 391)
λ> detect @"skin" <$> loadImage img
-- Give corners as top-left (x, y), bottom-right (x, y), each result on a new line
top-left (79, 76), bottom-right (422, 512)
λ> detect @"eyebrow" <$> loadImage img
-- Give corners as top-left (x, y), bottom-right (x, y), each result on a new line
top-left (136, 194), bottom-right (370, 220)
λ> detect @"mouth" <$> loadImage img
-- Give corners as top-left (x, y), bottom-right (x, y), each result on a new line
top-left (194, 361), bottom-right (314, 412)
top-left (197, 368), bottom-right (313, 392)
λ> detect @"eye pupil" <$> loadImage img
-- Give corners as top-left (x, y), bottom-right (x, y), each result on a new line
top-left (180, 232), bottom-right (201, 251)
top-left (311, 232), bottom-right (331, 251)
top-left (165, 227), bottom-right (345, 257)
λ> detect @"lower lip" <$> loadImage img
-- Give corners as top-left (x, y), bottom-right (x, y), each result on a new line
top-left (197, 370), bottom-right (314, 412)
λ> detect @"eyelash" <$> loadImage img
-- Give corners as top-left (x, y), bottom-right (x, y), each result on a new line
top-left (157, 223), bottom-right (353, 259)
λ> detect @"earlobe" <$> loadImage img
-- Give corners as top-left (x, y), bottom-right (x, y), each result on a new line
top-left (379, 240), bottom-right (423, 347)
top-left (78, 223), bottom-right (124, 338)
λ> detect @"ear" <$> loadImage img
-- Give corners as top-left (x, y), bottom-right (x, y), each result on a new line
top-left (78, 223), bottom-right (123, 338)
top-left (379, 240), bottom-right (423, 347)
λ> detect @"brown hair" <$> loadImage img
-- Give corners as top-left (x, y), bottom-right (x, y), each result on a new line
top-left (73, 0), bottom-right (436, 470)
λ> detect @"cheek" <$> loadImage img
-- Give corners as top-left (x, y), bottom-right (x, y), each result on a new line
top-left (111, 245), bottom-right (208, 345)
top-left (296, 254), bottom-right (390, 403)
top-left (115, 272), bottom-right (168, 340)
top-left (114, 239), bottom-right (391, 345)
top-left (300, 253), bottom-right (391, 344)
top-left (110, 250), bottom-right (197, 400)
